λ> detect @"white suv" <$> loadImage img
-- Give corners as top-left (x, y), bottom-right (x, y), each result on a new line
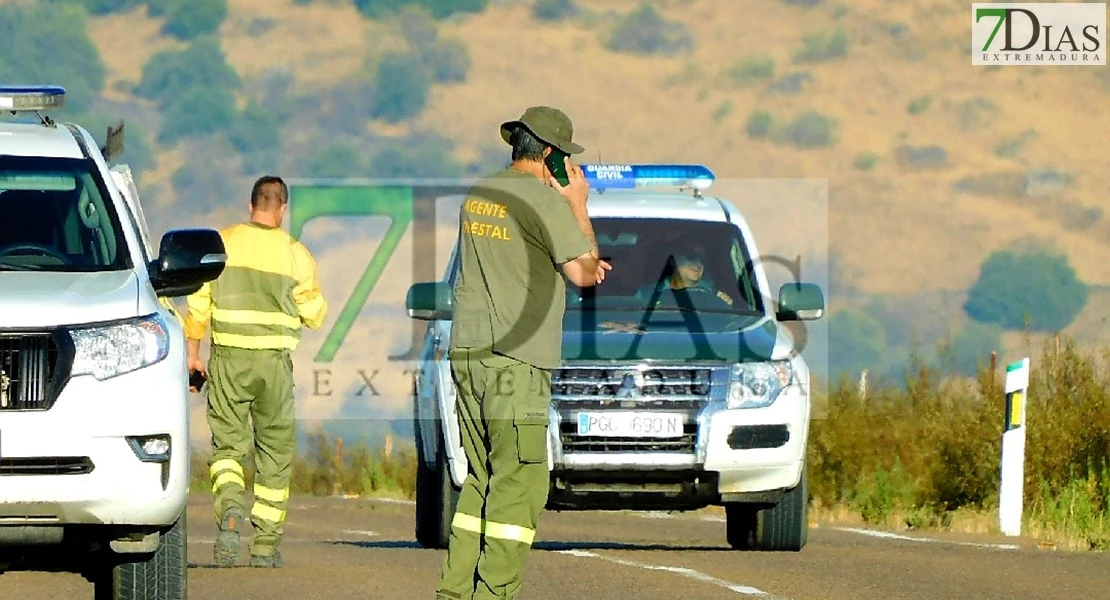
top-left (406, 164), bottom-right (825, 552)
top-left (0, 86), bottom-right (226, 599)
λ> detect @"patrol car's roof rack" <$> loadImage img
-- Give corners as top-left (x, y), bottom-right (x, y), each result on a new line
top-left (581, 164), bottom-right (715, 198)
top-left (0, 85), bottom-right (66, 128)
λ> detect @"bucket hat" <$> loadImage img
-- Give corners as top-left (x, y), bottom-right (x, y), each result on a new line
top-left (500, 106), bottom-right (585, 155)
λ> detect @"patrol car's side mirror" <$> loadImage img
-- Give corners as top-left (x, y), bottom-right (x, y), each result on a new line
top-left (406, 281), bottom-right (453, 321)
top-left (150, 228), bottom-right (227, 298)
top-left (776, 282), bottom-right (824, 321)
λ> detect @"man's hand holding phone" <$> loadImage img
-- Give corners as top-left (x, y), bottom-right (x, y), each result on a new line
top-left (549, 155), bottom-right (590, 209)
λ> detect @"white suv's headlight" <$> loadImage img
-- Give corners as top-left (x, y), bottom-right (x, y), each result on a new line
top-left (70, 314), bottom-right (171, 380)
top-left (727, 361), bottom-right (793, 409)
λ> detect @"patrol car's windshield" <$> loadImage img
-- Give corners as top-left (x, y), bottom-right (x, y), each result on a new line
top-left (0, 156), bottom-right (130, 272)
top-left (566, 217), bottom-right (764, 315)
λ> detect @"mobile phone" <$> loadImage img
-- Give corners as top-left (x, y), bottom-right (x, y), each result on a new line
top-left (189, 369), bottom-right (207, 391)
top-left (544, 147), bottom-right (570, 187)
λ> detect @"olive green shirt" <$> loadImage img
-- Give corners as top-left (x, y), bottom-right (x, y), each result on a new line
top-left (449, 168), bottom-right (592, 370)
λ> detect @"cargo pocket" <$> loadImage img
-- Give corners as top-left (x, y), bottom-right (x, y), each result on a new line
top-left (513, 397), bottom-right (549, 464)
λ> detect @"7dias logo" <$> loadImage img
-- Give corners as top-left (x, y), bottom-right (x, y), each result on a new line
top-left (972, 2), bottom-right (1106, 65)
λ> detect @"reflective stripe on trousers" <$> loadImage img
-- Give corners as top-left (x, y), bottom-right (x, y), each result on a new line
top-left (452, 512), bottom-right (537, 545)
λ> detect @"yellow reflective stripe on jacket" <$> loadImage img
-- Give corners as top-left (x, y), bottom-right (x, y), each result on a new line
top-left (254, 484), bottom-right (290, 504)
top-left (485, 521), bottom-right (536, 545)
top-left (211, 332), bottom-right (299, 351)
top-left (213, 308), bottom-right (301, 330)
top-left (251, 502), bottom-right (287, 524)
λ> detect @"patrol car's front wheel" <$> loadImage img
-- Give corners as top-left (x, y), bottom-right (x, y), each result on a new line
top-left (725, 467), bottom-right (809, 552)
top-left (91, 512), bottom-right (188, 600)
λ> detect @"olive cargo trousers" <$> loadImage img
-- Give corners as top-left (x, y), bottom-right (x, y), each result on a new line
top-left (436, 348), bottom-right (552, 600)
top-left (206, 346), bottom-right (296, 558)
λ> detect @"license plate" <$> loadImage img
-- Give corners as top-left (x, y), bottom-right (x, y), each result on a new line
top-left (576, 412), bottom-right (684, 438)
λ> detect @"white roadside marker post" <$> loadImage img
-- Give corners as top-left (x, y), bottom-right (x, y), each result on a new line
top-left (999, 357), bottom-right (1030, 537)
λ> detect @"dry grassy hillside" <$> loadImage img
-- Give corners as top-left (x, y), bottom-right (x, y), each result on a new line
top-left (73, 0), bottom-right (1110, 375)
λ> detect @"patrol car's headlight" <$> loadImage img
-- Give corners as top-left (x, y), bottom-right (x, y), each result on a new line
top-left (726, 361), bottom-right (793, 409)
top-left (70, 314), bottom-right (171, 380)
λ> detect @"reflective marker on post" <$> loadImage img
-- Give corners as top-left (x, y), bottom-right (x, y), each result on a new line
top-left (999, 357), bottom-right (1029, 537)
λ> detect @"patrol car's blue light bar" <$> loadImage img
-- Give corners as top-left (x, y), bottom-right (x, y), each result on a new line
top-left (0, 85), bottom-right (66, 112)
top-left (581, 164), bottom-right (715, 191)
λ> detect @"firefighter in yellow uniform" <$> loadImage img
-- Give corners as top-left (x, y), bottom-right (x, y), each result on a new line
top-left (183, 175), bottom-right (328, 568)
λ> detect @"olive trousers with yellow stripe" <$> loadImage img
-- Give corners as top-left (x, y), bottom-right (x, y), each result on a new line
top-left (206, 345), bottom-right (296, 558)
top-left (436, 348), bottom-right (552, 600)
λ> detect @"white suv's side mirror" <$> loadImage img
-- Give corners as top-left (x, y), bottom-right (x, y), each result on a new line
top-left (149, 228), bottom-right (227, 297)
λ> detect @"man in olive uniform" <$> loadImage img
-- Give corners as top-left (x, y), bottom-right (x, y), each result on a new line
top-left (435, 107), bottom-right (611, 600)
top-left (184, 175), bottom-right (328, 568)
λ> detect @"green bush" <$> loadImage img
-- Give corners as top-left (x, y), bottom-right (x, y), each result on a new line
top-left (933, 321), bottom-right (1004, 377)
top-left (370, 51), bottom-right (431, 123)
top-left (423, 37), bottom-right (471, 83)
top-left (793, 28), bottom-right (849, 63)
top-left (853, 152), bottom-right (878, 170)
top-left (0, 2), bottom-right (106, 114)
top-left (725, 56), bottom-right (775, 87)
top-left (367, 133), bottom-right (464, 178)
top-left (396, 7), bottom-right (471, 84)
top-left (78, 0), bottom-right (144, 15)
top-left (161, 0), bottom-right (228, 41)
top-left (134, 37), bottom-right (240, 108)
top-left (964, 249), bottom-right (1089, 332)
top-left (303, 142), bottom-right (369, 179)
top-left (353, 0), bottom-right (488, 20)
top-left (826, 308), bottom-right (888, 380)
top-left (907, 95), bottom-right (932, 115)
top-left (533, 0), bottom-right (579, 22)
top-left (146, 0), bottom-right (171, 17)
top-left (779, 111), bottom-right (836, 148)
top-left (746, 109), bottom-right (773, 138)
top-left (605, 3), bottom-right (693, 56)
top-left (157, 86), bottom-right (237, 145)
top-left (228, 102), bottom-right (281, 174)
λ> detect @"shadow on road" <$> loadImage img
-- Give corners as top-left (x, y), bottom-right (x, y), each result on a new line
top-left (328, 540), bottom-right (426, 550)
top-left (324, 539), bottom-right (731, 552)
top-left (535, 540), bottom-right (732, 552)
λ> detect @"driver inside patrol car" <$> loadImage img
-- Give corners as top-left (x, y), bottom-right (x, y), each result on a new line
top-left (634, 245), bottom-right (735, 306)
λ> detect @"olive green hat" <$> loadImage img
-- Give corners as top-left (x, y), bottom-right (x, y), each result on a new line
top-left (499, 106), bottom-right (585, 155)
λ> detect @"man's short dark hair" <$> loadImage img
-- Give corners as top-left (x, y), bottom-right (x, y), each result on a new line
top-left (251, 175), bottom-right (288, 210)
top-left (509, 125), bottom-right (547, 162)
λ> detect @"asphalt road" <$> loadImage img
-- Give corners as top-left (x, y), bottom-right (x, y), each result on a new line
top-left (1, 493), bottom-right (1107, 599)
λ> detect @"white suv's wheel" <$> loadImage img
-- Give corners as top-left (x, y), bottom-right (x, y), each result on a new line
top-left (92, 512), bottom-right (188, 600)
top-left (726, 468), bottom-right (809, 552)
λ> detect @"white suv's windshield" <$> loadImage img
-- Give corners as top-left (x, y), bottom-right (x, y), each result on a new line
top-left (567, 217), bottom-right (764, 315)
top-left (0, 156), bottom-right (131, 272)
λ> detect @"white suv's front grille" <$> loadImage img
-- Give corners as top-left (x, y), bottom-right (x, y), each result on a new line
top-left (0, 334), bottom-right (59, 411)
top-left (551, 365), bottom-right (726, 455)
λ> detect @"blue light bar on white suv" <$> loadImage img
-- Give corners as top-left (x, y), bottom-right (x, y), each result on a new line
top-left (581, 164), bottom-right (715, 192)
top-left (0, 85), bottom-right (66, 112)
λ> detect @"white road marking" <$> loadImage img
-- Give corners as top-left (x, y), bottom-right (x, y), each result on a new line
top-left (556, 549), bottom-right (786, 598)
top-left (343, 529), bottom-right (380, 537)
top-left (836, 527), bottom-right (1020, 550)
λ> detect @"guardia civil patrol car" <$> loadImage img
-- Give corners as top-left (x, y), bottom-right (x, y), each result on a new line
top-left (0, 86), bottom-right (226, 598)
top-left (406, 164), bottom-right (825, 551)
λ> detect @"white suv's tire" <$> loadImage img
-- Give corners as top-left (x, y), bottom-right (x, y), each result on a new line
top-left (93, 512), bottom-right (188, 600)
top-left (726, 468), bottom-right (809, 552)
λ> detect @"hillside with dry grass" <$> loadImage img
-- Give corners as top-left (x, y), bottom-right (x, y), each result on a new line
top-left (3, 0), bottom-right (1109, 391)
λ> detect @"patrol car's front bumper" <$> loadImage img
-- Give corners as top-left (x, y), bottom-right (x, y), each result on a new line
top-left (0, 345), bottom-right (189, 530)
top-left (546, 372), bottom-right (809, 511)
